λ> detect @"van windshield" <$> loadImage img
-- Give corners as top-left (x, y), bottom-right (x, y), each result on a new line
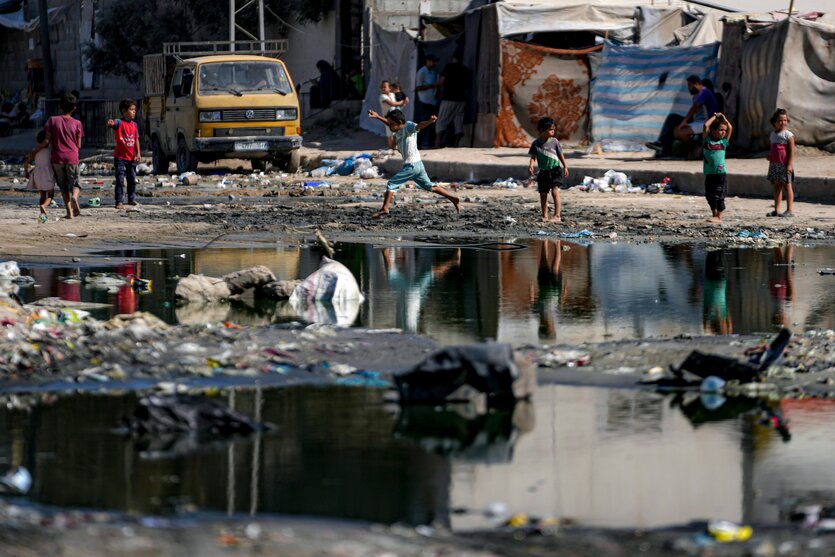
top-left (198, 61), bottom-right (293, 95)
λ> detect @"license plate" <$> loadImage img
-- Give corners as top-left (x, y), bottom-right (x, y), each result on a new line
top-left (235, 141), bottom-right (268, 151)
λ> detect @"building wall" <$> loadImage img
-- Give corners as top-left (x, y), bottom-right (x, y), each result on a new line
top-left (370, 0), bottom-right (472, 31)
top-left (278, 14), bottom-right (337, 100)
top-left (0, 0), bottom-right (142, 103)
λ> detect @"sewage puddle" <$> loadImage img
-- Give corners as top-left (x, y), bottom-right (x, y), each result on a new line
top-left (12, 241), bottom-right (835, 344)
top-left (1, 385), bottom-right (833, 529)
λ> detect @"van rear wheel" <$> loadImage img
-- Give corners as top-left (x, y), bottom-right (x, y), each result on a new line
top-left (176, 137), bottom-right (197, 173)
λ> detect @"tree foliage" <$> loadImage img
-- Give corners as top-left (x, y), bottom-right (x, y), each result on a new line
top-left (85, 0), bottom-right (333, 82)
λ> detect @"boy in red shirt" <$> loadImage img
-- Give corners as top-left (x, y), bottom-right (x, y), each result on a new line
top-left (43, 93), bottom-right (84, 219)
top-left (106, 99), bottom-right (141, 209)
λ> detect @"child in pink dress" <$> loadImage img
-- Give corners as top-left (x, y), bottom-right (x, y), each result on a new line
top-left (23, 130), bottom-right (57, 223)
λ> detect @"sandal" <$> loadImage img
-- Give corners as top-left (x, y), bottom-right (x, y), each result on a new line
top-left (781, 211), bottom-right (794, 218)
top-left (766, 210), bottom-right (779, 217)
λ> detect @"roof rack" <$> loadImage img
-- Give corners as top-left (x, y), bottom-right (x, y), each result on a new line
top-left (162, 40), bottom-right (288, 60)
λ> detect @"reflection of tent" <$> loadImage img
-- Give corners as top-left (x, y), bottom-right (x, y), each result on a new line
top-left (361, 0), bottom-right (729, 147)
top-left (718, 17), bottom-right (835, 152)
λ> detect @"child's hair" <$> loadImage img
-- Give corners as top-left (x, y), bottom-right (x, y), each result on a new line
top-left (537, 117), bottom-right (555, 133)
top-left (36, 130), bottom-right (47, 144)
top-left (59, 93), bottom-right (77, 114)
top-left (386, 109), bottom-right (405, 125)
top-left (709, 117), bottom-right (728, 131)
top-left (770, 108), bottom-right (789, 125)
top-left (380, 79), bottom-right (390, 87)
top-left (391, 82), bottom-right (401, 90)
top-left (119, 98), bottom-right (136, 113)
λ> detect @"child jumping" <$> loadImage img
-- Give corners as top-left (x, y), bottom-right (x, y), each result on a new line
top-left (528, 117), bottom-right (569, 222)
top-left (767, 108), bottom-right (795, 217)
top-left (23, 130), bottom-right (57, 223)
top-left (702, 112), bottom-right (733, 223)
top-left (106, 98), bottom-right (141, 209)
top-left (43, 92), bottom-right (84, 219)
top-left (366, 108), bottom-right (459, 219)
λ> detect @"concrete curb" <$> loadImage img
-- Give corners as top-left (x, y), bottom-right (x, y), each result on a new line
top-left (380, 158), bottom-right (835, 203)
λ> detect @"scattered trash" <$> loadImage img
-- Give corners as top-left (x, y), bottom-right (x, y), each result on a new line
top-left (0, 261), bottom-right (21, 279)
top-left (539, 349), bottom-right (591, 368)
top-left (707, 519), bottom-right (753, 543)
top-left (662, 329), bottom-right (791, 385)
top-left (819, 268), bottom-right (835, 276)
top-left (135, 163), bottom-right (152, 175)
top-left (504, 216), bottom-right (517, 225)
top-left (561, 229), bottom-right (594, 238)
top-left (493, 177), bottom-right (522, 189)
top-left (0, 466), bottom-right (32, 495)
top-left (289, 257), bottom-right (364, 304)
top-left (394, 343), bottom-right (535, 407)
top-left (736, 230), bottom-right (768, 239)
top-left (86, 197), bottom-right (101, 207)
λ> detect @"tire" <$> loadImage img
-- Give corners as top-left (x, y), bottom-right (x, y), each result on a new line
top-left (176, 137), bottom-right (197, 173)
top-left (251, 159), bottom-right (270, 172)
top-left (151, 137), bottom-right (167, 175)
top-left (276, 149), bottom-right (301, 173)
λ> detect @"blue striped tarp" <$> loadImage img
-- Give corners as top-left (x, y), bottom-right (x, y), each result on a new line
top-left (591, 42), bottom-right (720, 142)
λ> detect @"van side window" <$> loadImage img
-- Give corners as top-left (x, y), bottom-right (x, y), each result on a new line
top-left (180, 68), bottom-right (194, 97)
top-left (170, 69), bottom-right (183, 98)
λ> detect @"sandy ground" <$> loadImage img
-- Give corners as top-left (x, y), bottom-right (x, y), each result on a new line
top-left (0, 173), bottom-right (833, 259)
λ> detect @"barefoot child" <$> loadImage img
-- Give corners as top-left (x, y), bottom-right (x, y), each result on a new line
top-left (106, 98), bottom-right (141, 209)
top-left (43, 93), bottom-right (84, 219)
top-left (766, 108), bottom-right (795, 217)
top-left (702, 112), bottom-right (732, 223)
top-left (366, 108), bottom-right (459, 218)
top-left (528, 117), bottom-right (569, 222)
top-left (23, 130), bottom-right (57, 223)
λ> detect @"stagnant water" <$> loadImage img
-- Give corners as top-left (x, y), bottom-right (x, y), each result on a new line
top-left (14, 240), bottom-right (835, 344)
top-left (0, 384), bottom-right (832, 529)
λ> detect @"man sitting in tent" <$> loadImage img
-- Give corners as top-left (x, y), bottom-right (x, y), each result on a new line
top-left (649, 75), bottom-right (718, 157)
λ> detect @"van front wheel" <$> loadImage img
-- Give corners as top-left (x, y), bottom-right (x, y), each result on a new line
top-left (176, 137), bottom-right (197, 173)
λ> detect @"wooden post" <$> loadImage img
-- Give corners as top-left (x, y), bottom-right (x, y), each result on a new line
top-left (787, 0), bottom-right (795, 15)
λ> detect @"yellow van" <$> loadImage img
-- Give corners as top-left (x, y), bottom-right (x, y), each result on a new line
top-left (145, 46), bottom-right (301, 174)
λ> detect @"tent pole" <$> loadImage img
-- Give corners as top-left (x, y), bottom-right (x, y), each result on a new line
top-left (787, 0), bottom-right (795, 15)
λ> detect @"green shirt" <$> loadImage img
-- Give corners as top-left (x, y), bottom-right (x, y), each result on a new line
top-left (529, 137), bottom-right (562, 171)
top-left (703, 137), bottom-right (728, 175)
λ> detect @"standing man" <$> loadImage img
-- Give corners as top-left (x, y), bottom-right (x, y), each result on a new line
top-left (414, 54), bottom-right (440, 148)
top-left (435, 53), bottom-right (471, 148)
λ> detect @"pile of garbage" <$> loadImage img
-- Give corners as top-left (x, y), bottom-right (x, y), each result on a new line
top-left (308, 153), bottom-right (383, 180)
top-left (573, 170), bottom-right (673, 194)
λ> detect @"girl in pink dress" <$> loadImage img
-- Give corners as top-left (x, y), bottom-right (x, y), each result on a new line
top-left (23, 130), bottom-right (57, 223)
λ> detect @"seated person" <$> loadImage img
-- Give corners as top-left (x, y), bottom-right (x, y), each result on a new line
top-left (11, 103), bottom-right (32, 129)
top-left (649, 74), bottom-right (718, 157)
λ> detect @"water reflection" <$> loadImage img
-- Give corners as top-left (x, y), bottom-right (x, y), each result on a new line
top-left (12, 242), bottom-right (835, 343)
top-left (3, 386), bottom-right (835, 529)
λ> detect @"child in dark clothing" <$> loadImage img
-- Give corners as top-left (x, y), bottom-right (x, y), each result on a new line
top-left (528, 117), bottom-right (569, 222)
top-left (391, 82), bottom-right (409, 106)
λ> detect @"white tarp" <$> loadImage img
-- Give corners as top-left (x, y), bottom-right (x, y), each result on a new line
top-left (676, 11), bottom-right (724, 46)
top-left (496, 3), bottom-right (637, 39)
top-left (639, 8), bottom-right (685, 47)
top-left (360, 24), bottom-right (416, 136)
top-left (0, 6), bottom-right (65, 31)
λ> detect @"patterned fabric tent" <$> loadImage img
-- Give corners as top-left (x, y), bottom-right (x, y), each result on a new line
top-left (495, 41), bottom-right (600, 147)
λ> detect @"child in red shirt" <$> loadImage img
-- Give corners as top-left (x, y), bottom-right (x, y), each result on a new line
top-left (106, 99), bottom-right (141, 209)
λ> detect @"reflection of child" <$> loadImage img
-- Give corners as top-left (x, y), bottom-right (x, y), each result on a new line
top-left (766, 108), bottom-right (795, 218)
top-left (23, 130), bottom-right (57, 223)
top-left (768, 245), bottom-right (794, 327)
top-left (702, 250), bottom-right (732, 335)
top-left (536, 239), bottom-right (563, 340)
